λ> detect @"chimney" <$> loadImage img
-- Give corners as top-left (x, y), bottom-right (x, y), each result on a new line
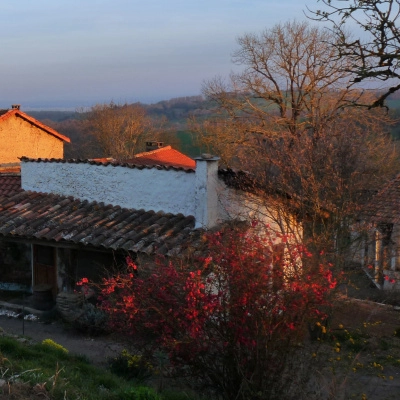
top-left (194, 154), bottom-right (220, 229)
top-left (11, 104), bottom-right (20, 110)
top-left (145, 141), bottom-right (164, 152)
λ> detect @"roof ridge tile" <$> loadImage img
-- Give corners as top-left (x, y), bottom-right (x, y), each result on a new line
top-left (20, 157), bottom-right (195, 173)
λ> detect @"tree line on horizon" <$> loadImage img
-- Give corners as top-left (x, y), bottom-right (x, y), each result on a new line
top-left (28, 90), bottom-right (400, 162)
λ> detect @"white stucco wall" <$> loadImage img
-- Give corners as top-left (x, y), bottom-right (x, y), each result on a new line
top-left (217, 182), bottom-right (301, 238)
top-left (21, 159), bottom-right (224, 229)
top-left (21, 159), bottom-right (296, 233)
top-left (22, 161), bottom-right (197, 217)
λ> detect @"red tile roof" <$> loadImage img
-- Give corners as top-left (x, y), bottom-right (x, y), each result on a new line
top-left (0, 175), bottom-right (22, 197)
top-left (127, 146), bottom-right (196, 170)
top-left (0, 190), bottom-right (196, 255)
top-left (0, 109), bottom-right (70, 143)
top-left (0, 166), bottom-right (20, 174)
top-left (218, 168), bottom-right (260, 192)
top-left (362, 173), bottom-right (400, 224)
top-left (20, 157), bottom-right (195, 173)
top-left (89, 157), bottom-right (116, 163)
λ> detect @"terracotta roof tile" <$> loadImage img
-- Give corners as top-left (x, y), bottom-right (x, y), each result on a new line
top-left (0, 165), bottom-right (21, 174)
top-left (0, 109), bottom-right (70, 143)
top-left (362, 173), bottom-right (400, 224)
top-left (218, 168), bottom-right (260, 192)
top-left (126, 146), bottom-right (196, 170)
top-left (0, 175), bottom-right (22, 197)
top-left (0, 191), bottom-right (196, 255)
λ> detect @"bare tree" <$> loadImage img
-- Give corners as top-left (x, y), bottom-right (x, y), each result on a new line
top-left (309, 0), bottom-right (400, 107)
top-left (202, 21), bottom-right (358, 141)
top-left (257, 104), bottom-right (396, 252)
top-left (47, 118), bottom-right (98, 159)
top-left (197, 20), bottom-right (399, 259)
top-left (84, 102), bottom-right (166, 159)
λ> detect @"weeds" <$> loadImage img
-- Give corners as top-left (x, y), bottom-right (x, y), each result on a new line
top-left (305, 297), bottom-right (400, 400)
top-left (42, 339), bottom-right (69, 354)
top-left (1, 291), bottom-right (400, 399)
top-left (73, 303), bottom-right (109, 335)
top-left (0, 336), bottom-right (161, 400)
top-left (109, 349), bottom-right (154, 382)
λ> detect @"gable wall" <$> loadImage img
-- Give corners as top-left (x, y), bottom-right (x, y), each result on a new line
top-left (22, 161), bottom-right (197, 217)
top-left (0, 115), bottom-right (63, 163)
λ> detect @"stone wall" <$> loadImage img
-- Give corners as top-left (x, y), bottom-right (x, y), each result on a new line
top-left (0, 115), bottom-right (63, 163)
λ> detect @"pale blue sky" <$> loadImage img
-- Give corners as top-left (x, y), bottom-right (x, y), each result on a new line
top-left (0, 0), bottom-right (309, 109)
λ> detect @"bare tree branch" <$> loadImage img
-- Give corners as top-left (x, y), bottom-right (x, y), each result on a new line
top-left (195, 20), bottom-right (399, 260)
top-left (308, 0), bottom-right (400, 107)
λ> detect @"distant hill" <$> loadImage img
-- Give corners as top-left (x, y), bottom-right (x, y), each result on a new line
top-left (26, 94), bottom-right (400, 157)
top-left (29, 110), bottom-right (79, 122)
top-left (29, 96), bottom-right (212, 125)
top-left (28, 91), bottom-right (400, 124)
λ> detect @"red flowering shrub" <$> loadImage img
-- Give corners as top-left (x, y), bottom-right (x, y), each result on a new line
top-left (99, 225), bottom-right (336, 399)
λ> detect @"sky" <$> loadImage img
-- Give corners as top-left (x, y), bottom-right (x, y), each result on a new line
top-left (0, 0), bottom-right (309, 110)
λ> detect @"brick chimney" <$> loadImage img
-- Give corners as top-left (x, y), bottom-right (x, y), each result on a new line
top-left (145, 141), bottom-right (164, 151)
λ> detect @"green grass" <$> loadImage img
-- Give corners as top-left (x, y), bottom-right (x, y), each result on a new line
top-left (0, 336), bottom-right (164, 399)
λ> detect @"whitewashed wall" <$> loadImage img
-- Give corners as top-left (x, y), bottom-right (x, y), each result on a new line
top-left (21, 158), bottom-right (297, 235)
top-left (217, 182), bottom-right (301, 238)
top-left (22, 161), bottom-right (195, 215)
top-left (21, 158), bottom-right (221, 229)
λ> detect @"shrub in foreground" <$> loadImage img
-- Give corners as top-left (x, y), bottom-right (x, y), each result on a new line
top-left (97, 225), bottom-right (336, 400)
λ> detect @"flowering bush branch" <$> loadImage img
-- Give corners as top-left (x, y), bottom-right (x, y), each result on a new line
top-left (98, 224), bottom-right (336, 399)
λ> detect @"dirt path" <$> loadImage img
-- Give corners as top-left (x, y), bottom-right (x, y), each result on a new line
top-left (319, 297), bottom-right (400, 399)
top-left (0, 314), bottom-right (125, 368)
top-left (332, 296), bottom-right (400, 337)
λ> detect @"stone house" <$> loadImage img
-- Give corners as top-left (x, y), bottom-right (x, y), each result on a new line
top-left (0, 105), bottom-right (70, 169)
top-left (352, 173), bottom-right (400, 289)
top-left (0, 150), bottom-right (297, 297)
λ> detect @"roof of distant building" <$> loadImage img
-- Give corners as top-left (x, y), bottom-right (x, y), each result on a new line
top-left (89, 157), bottom-right (116, 163)
top-left (362, 173), bottom-right (400, 224)
top-left (0, 162), bottom-right (21, 174)
top-left (126, 145), bottom-right (196, 170)
top-left (0, 108), bottom-right (70, 143)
